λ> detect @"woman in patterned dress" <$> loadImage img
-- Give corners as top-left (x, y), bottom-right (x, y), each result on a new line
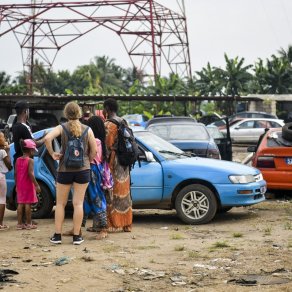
top-left (103, 98), bottom-right (132, 232)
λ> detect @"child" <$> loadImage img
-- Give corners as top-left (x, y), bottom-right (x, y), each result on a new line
top-left (15, 139), bottom-right (41, 230)
top-left (0, 132), bottom-right (12, 230)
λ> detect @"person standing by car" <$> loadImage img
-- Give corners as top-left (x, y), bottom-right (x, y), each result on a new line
top-left (12, 101), bottom-right (45, 166)
top-left (84, 115), bottom-right (113, 239)
top-left (103, 98), bottom-right (132, 232)
top-left (45, 102), bottom-right (97, 245)
top-left (0, 132), bottom-right (12, 230)
top-left (15, 139), bottom-right (41, 230)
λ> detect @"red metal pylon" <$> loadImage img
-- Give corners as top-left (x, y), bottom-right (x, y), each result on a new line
top-left (0, 0), bottom-right (192, 93)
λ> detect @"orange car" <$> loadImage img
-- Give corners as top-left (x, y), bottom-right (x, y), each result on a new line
top-left (249, 128), bottom-right (292, 190)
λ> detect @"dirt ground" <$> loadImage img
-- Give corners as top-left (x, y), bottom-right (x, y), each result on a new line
top-left (0, 199), bottom-right (291, 292)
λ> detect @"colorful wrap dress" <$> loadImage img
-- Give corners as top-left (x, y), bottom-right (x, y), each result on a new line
top-left (105, 120), bottom-right (133, 230)
top-left (83, 139), bottom-right (113, 229)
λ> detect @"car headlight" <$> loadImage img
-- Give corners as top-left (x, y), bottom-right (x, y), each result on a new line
top-left (229, 174), bottom-right (255, 184)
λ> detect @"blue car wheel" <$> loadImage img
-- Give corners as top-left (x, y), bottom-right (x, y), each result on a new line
top-left (175, 184), bottom-right (218, 224)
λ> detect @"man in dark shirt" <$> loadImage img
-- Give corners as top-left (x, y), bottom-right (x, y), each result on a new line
top-left (12, 101), bottom-right (33, 165)
top-left (12, 101), bottom-right (46, 165)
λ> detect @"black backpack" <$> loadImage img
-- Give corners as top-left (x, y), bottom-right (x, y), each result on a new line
top-left (61, 124), bottom-right (89, 168)
top-left (108, 119), bottom-right (139, 168)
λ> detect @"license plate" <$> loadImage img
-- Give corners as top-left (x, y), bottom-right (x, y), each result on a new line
top-left (285, 158), bottom-right (292, 165)
top-left (260, 186), bottom-right (266, 194)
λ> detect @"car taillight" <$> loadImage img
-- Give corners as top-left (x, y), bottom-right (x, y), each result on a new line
top-left (207, 149), bottom-right (221, 160)
top-left (256, 156), bottom-right (275, 168)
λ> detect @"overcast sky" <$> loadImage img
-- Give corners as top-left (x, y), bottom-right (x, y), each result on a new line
top-left (0, 0), bottom-right (292, 77)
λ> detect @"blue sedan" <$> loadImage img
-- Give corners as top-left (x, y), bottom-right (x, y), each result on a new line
top-left (6, 129), bottom-right (266, 224)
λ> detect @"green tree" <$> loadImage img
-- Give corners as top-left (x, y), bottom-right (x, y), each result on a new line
top-left (217, 54), bottom-right (253, 114)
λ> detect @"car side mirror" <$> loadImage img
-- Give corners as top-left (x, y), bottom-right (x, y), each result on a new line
top-left (247, 146), bottom-right (256, 152)
top-left (234, 126), bottom-right (240, 130)
top-left (139, 151), bottom-right (155, 162)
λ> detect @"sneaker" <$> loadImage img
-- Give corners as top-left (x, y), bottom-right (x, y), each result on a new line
top-left (50, 233), bottom-right (62, 244)
top-left (73, 235), bottom-right (84, 245)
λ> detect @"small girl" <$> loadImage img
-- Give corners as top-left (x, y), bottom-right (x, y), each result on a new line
top-left (15, 139), bottom-right (41, 230)
top-left (0, 132), bottom-right (12, 230)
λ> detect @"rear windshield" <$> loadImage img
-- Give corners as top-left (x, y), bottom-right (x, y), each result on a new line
top-left (148, 124), bottom-right (209, 141)
top-left (266, 131), bottom-right (290, 147)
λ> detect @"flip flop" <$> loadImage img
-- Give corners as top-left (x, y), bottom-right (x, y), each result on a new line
top-left (25, 224), bottom-right (37, 230)
top-left (16, 224), bottom-right (25, 230)
top-left (0, 224), bottom-right (9, 230)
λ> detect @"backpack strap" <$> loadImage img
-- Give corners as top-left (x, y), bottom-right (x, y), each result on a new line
top-left (107, 118), bottom-right (120, 127)
top-left (80, 126), bottom-right (89, 141)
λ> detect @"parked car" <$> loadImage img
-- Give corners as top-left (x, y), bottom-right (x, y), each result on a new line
top-left (249, 126), bottom-right (292, 190)
top-left (7, 112), bottom-right (59, 134)
top-left (146, 116), bottom-right (221, 159)
top-left (122, 114), bottom-right (149, 128)
top-left (6, 128), bottom-right (266, 224)
top-left (221, 118), bottom-right (284, 144)
top-left (228, 111), bottom-right (278, 124)
top-left (206, 125), bottom-right (232, 161)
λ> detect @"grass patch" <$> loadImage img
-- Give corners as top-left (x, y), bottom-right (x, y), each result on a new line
top-left (288, 241), bottom-right (292, 248)
top-left (284, 222), bottom-right (292, 230)
top-left (174, 245), bottom-right (185, 251)
top-left (188, 251), bottom-right (199, 258)
top-left (149, 259), bottom-right (156, 263)
top-left (170, 233), bottom-right (185, 240)
top-left (211, 241), bottom-right (230, 249)
top-left (263, 226), bottom-right (272, 235)
top-left (136, 245), bottom-right (159, 250)
top-left (233, 232), bottom-right (243, 238)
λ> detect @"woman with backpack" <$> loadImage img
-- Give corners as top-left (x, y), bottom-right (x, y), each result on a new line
top-left (44, 102), bottom-right (97, 245)
top-left (103, 98), bottom-right (133, 232)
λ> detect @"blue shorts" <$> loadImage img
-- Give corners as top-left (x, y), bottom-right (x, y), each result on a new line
top-left (57, 170), bottom-right (90, 185)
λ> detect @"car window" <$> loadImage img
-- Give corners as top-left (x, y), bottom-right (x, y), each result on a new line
top-left (254, 120), bottom-right (267, 128)
top-left (149, 124), bottom-right (209, 141)
top-left (238, 121), bottom-right (254, 129)
top-left (147, 125), bottom-right (169, 140)
top-left (135, 131), bottom-right (184, 160)
top-left (207, 127), bottom-right (225, 139)
top-left (269, 121), bottom-right (281, 127)
top-left (266, 132), bottom-right (285, 147)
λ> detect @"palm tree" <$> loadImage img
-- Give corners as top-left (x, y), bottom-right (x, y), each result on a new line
top-left (195, 62), bottom-right (223, 96)
top-left (278, 45), bottom-right (292, 65)
top-left (217, 54), bottom-right (253, 114)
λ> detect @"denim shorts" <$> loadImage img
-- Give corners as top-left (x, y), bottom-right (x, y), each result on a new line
top-left (57, 169), bottom-right (91, 185)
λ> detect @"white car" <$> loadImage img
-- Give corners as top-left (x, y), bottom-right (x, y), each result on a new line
top-left (221, 118), bottom-right (284, 143)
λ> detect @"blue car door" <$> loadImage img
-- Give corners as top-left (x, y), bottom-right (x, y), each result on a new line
top-left (130, 159), bottom-right (163, 205)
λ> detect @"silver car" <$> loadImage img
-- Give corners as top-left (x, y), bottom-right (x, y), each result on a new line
top-left (221, 118), bottom-right (284, 143)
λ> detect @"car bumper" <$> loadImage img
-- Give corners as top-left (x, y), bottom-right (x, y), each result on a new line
top-left (262, 170), bottom-right (292, 190)
top-left (215, 180), bottom-right (266, 206)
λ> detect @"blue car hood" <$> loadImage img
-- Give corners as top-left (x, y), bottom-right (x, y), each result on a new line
top-left (161, 156), bottom-right (260, 184)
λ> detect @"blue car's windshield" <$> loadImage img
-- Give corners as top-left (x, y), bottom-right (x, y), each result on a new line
top-left (135, 131), bottom-right (190, 160)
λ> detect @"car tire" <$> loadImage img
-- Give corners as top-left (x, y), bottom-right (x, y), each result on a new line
top-left (31, 182), bottom-right (54, 219)
top-left (217, 206), bottom-right (233, 213)
top-left (175, 184), bottom-right (218, 224)
top-left (282, 122), bottom-right (292, 141)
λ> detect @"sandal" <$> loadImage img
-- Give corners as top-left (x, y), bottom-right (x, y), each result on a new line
top-left (95, 230), bottom-right (108, 240)
top-left (123, 226), bottom-right (132, 232)
top-left (16, 224), bottom-right (25, 230)
top-left (86, 226), bottom-right (101, 232)
top-left (0, 224), bottom-right (9, 230)
top-left (25, 224), bottom-right (37, 230)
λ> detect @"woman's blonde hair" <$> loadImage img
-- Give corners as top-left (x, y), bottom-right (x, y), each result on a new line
top-left (63, 102), bottom-right (82, 137)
